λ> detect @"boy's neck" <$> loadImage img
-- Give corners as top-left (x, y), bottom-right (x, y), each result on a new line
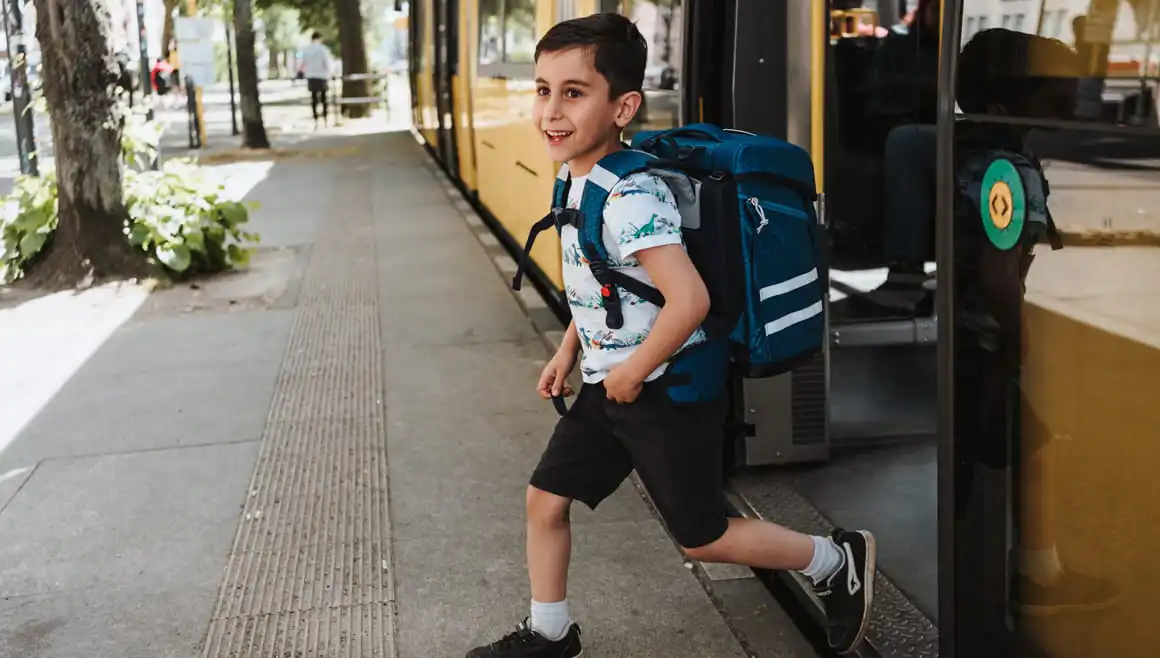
top-left (566, 137), bottom-right (625, 178)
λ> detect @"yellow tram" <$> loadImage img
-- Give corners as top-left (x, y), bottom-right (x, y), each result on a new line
top-left (410, 1), bottom-right (1160, 656)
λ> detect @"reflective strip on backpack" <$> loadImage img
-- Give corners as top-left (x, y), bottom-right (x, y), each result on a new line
top-left (764, 300), bottom-right (823, 336)
top-left (758, 268), bottom-right (819, 301)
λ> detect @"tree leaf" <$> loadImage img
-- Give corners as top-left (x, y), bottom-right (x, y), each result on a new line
top-left (19, 231), bottom-right (47, 258)
top-left (227, 243), bottom-right (252, 268)
top-left (156, 244), bottom-right (192, 272)
top-left (219, 201), bottom-right (249, 227)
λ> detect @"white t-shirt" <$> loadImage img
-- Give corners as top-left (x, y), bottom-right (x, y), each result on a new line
top-left (562, 172), bottom-right (707, 384)
top-left (301, 42), bottom-right (332, 80)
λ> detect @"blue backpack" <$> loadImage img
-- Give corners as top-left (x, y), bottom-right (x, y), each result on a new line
top-left (512, 123), bottom-right (825, 408)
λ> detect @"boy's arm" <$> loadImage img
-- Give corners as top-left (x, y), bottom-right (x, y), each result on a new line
top-left (601, 173), bottom-right (707, 386)
top-left (616, 245), bottom-right (709, 383)
top-left (559, 319), bottom-right (581, 355)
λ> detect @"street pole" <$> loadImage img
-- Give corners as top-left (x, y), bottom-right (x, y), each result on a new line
top-left (225, 19), bottom-right (238, 136)
top-left (2, 0), bottom-right (38, 177)
top-left (136, 0), bottom-right (153, 122)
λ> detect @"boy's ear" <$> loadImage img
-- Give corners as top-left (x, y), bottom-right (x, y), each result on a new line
top-left (612, 90), bottom-right (643, 129)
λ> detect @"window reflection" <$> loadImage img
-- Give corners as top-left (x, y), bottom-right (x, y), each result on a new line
top-left (952, 3), bottom-right (1160, 656)
top-left (479, 0), bottom-right (501, 66)
top-left (504, 0), bottom-right (536, 64)
top-left (477, 0), bottom-right (535, 74)
top-left (606, 0), bottom-right (683, 137)
top-left (822, 0), bottom-right (942, 322)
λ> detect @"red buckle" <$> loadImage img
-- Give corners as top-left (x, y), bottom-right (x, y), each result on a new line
top-left (600, 285), bottom-right (612, 298)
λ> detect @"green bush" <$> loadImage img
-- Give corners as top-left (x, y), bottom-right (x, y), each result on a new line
top-left (0, 173), bottom-right (58, 284)
top-left (0, 102), bottom-right (260, 285)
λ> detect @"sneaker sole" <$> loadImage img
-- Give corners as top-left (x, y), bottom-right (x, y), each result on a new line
top-left (841, 530), bottom-right (877, 655)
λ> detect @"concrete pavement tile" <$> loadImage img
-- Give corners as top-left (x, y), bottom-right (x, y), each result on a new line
top-left (0, 362), bottom-right (276, 468)
top-left (382, 339), bottom-right (551, 417)
top-left (0, 585), bottom-right (214, 658)
top-left (76, 310), bottom-right (295, 377)
top-left (394, 519), bottom-right (746, 658)
top-left (379, 285), bottom-right (539, 347)
top-left (385, 410), bottom-right (657, 541)
top-left (0, 441), bottom-right (259, 599)
top-left (710, 579), bottom-right (821, 658)
top-left (240, 162), bottom-right (336, 250)
top-left (372, 206), bottom-right (473, 240)
top-left (376, 220), bottom-right (494, 271)
top-left (0, 464), bottom-right (34, 514)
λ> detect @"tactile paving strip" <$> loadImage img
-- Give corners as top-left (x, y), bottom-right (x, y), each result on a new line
top-left (201, 164), bottom-right (396, 658)
top-left (730, 476), bottom-right (940, 658)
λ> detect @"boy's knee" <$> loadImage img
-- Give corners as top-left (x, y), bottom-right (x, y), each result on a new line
top-left (681, 540), bottom-right (725, 564)
top-left (526, 485), bottom-right (572, 526)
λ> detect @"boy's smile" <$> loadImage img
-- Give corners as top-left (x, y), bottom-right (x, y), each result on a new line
top-left (533, 47), bottom-right (640, 176)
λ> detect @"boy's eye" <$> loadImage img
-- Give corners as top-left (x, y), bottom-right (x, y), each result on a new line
top-left (536, 87), bottom-right (549, 96)
top-left (565, 88), bottom-right (583, 98)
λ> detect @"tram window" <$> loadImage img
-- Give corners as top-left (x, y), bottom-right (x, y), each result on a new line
top-left (503, 0), bottom-right (536, 64)
top-left (605, 0), bottom-right (684, 136)
top-left (477, 0), bottom-right (535, 77)
top-left (950, 7), bottom-right (1160, 656)
top-left (479, 0), bottom-right (501, 67)
top-left (823, 0), bottom-right (941, 311)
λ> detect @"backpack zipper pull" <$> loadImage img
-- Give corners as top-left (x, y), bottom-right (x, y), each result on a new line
top-left (748, 197), bottom-right (769, 234)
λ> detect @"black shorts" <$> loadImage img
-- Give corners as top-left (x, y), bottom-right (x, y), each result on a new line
top-left (530, 380), bottom-right (730, 549)
top-left (307, 78), bottom-right (328, 93)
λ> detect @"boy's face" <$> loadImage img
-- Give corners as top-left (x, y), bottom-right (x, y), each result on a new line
top-left (533, 47), bottom-right (640, 174)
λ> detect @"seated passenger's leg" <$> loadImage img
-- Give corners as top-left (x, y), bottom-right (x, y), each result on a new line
top-left (882, 123), bottom-right (937, 271)
top-left (873, 124), bottom-right (938, 310)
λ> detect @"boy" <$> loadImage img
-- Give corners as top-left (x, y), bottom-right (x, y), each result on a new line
top-left (467, 14), bottom-right (876, 658)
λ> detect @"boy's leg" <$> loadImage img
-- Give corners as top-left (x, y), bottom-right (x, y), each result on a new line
top-left (612, 383), bottom-right (876, 655)
top-left (467, 384), bottom-right (631, 658)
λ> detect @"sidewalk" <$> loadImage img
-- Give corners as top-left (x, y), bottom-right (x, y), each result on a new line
top-left (0, 126), bottom-right (816, 657)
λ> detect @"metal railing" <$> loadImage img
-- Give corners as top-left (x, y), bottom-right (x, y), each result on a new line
top-left (326, 72), bottom-right (392, 125)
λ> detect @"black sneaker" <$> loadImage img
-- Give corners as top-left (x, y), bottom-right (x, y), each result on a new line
top-left (814, 529), bottom-right (876, 654)
top-left (466, 618), bottom-right (582, 658)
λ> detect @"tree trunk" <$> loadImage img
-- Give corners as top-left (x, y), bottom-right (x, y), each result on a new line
top-left (29, 0), bottom-right (150, 289)
top-left (335, 0), bottom-right (372, 118)
top-left (234, 0), bottom-right (270, 148)
top-left (162, 0), bottom-right (180, 58)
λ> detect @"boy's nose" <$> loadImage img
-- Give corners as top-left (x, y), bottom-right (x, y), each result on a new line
top-left (543, 96), bottom-right (564, 119)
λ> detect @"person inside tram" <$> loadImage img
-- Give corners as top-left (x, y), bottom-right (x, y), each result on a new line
top-left (949, 27), bottom-right (1120, 617)
top-left (856, 0), bottom-right (942, 312)
top-left (468, 13), bottom-right (877, 658)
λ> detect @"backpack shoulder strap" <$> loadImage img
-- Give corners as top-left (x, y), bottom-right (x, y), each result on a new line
top-left (512, 162), bottom-right (577, 292)
top-left (574, 149), bottom-right (666, 329)
top-left (552, 162), bottom-right (571, 210)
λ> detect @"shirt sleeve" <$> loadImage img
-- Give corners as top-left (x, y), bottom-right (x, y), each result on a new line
top-left (602, 172), bottom-right (683, 260)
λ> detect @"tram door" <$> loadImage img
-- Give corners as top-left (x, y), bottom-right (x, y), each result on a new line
top-left (943, 1), bottom-right (1160, 656)
top-left (434, 0), bottom-right (460, 177)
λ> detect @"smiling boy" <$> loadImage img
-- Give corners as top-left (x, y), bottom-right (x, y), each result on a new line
top-left (466, 14), bottom-right (877, 658)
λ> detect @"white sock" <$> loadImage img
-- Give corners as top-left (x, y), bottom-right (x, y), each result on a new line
top-left (800, 535), bottom-right (845, 585)
top-left (530, 599), bottom-right (572, 641)
top-left (1018, 546), bottom-right (1062, 586)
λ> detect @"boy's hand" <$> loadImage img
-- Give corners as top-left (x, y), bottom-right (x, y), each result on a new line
top-left (538, 348), bottom-right (577, 399)
top-left (603, 364), bottom-right (644, 403)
